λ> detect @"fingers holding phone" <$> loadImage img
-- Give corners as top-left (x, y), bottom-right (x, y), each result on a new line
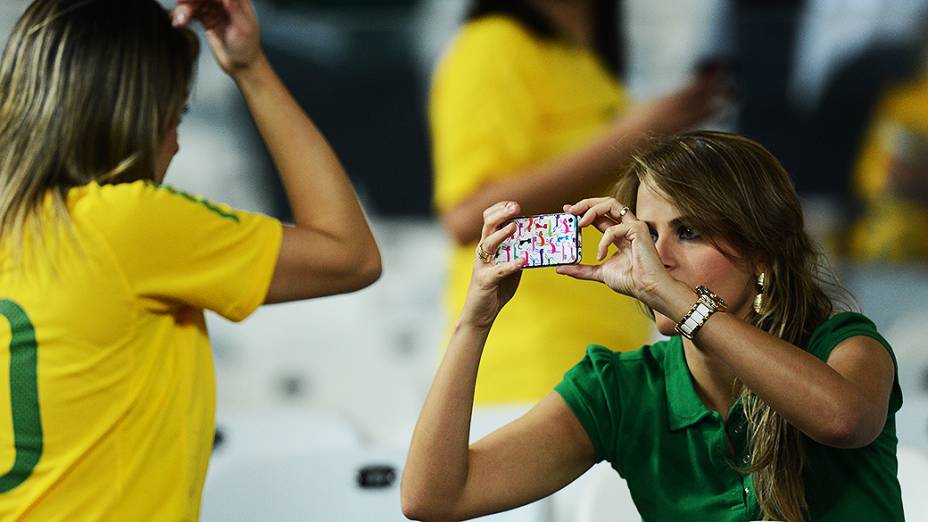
top-left (460, 202), bottom-right (526, 328)
top-left (558, 197), bottom-right (669, 301)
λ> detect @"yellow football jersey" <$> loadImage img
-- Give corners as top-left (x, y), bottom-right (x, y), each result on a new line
top-left (849, 72), bottom-right (928, 260)
top-left (0, 180), bottom-right (281, 520)
top-left (431, 16), bottom-right (652, 404)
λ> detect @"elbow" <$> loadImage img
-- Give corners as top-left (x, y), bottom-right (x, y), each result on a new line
top-left (400, 498), bottom-right (429, 521)
top-left (357, 244), bottom-right (382, 288)
top-left (817, 407), bottom-right (881, 449)
top-left (399, 472), bottom-right (429, 520)
top-left (320, 244), bottom-right (380, 296)
top-left (401, 501), bottom-right (454, 522)
top-left (400, 487), bottom-right (449, 522)
top-left (401, 469), bottom-right (463, 522)
top-left (345, 240), bottom-right (382, 292)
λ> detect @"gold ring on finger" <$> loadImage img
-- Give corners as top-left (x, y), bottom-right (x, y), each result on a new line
top-left (476, 243), bottom-right (493, 263)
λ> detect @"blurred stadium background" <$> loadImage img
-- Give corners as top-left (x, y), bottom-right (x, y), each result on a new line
top-left (3, 1), bottom-right (927, 520)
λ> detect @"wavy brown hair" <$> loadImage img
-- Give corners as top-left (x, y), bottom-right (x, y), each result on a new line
top-left (613, 131), bottom-right (854, 521)
top-left (0, 0), bottom-right (199, 257)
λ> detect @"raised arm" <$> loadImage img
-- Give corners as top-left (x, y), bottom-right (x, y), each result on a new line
top-left (441, 73), bottom-right (724, 245)
top-left (558, 196), bottom-right (896, 449)
top-left (174, 0), bottom-right (381, 302)
top-left (659, 296), bottom-right (896, 449)
top-left (402, 201), bottom-right (594, 521)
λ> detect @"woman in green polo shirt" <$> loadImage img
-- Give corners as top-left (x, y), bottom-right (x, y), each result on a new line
top-left (402, 131), bottom-right (904, 522)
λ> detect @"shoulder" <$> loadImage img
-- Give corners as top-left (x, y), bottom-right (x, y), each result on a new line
top-left (435, 15), bottom-right (542, 81)
top-left (67, 180), bottom-right (149, 230)
top-left (70, 180), bottom-right (243, 228)
top-left (806, 311), bottom-right (890, 361)
top-left (567, 339), bottom-right (672, 386)
top-left (70, 180), bottom-right (177, 216)
top-left (456, 16), bottom-right (538, 52)
top-left (69, 179), bottom-right (149, 206)
top-left (67, 180), bottom-right (280, 267)
top-left (809, 312), bottom-right (903, 415)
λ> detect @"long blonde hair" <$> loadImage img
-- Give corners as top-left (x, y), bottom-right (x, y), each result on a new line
top-left (614, 131), bottom-right (854, 522)
top-left (0, 0), bottom-right (198, 256)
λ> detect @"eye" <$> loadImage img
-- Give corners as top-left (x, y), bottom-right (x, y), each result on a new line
top-left (647, 226), bottom-right (658, 243)
top-left (678, 224), bottom-right (700, 241)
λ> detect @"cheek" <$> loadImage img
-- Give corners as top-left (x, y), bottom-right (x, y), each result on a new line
top-left (166, 128), bottom-right (179, 154)
top-left (694, 253), bottom-right (755, 315)
top-left (668, 247), bottom-right (755, 318)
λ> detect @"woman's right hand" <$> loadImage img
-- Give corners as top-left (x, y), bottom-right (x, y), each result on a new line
top-left (172, 0), bottom-right (262, 77)
top-left (459, 201), bottom-right (526, 329)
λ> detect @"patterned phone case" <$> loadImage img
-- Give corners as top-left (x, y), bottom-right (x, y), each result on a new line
top-left (493, 212), bottom-right (582, 268)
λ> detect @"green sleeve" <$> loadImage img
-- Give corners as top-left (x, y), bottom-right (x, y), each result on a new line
top-left (554, 345), bottom-right (621, 464)
top-left (806, 312), bottom-right (903, 414)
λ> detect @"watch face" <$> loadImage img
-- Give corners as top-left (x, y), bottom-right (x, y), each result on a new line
top-left (696, 286), bottom-right (727, 311)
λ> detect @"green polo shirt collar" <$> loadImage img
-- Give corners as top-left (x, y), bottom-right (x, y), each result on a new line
top-left (664, 336), bottom-right (715, 431)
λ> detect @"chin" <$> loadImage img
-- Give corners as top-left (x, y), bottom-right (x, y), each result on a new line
top-left (654, 312), bottom-right (677, 337)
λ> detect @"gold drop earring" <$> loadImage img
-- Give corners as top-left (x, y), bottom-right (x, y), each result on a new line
top-left (753, 272), bottom-right (767, 314)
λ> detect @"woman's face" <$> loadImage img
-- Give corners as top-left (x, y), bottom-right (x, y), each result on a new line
top-left (634, 181), bottom-right (758, 336)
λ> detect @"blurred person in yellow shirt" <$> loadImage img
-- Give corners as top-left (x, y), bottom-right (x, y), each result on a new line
top-left (0, 0), bottom-right (380, 520)
top-left (431, 0), bottom-right (725, 409)
top-left (850, 60), bottom-right (928, 261)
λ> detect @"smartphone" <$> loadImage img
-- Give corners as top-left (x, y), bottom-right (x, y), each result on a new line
top-left (493, 212), bottom-right (582, 268)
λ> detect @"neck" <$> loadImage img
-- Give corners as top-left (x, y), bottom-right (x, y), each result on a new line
top-left (529, 0), bottom-right (593, 48)
top-left (683, 339), bottom-right (738, 419)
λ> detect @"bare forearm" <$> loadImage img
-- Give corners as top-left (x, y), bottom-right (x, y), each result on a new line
top-left (654, 283), bottom-right (880, 446)
top-left (402, 320), bottom-right (489, 517)
top-left (444, 118), bottom-right (654, 245)
top-left (704, 315), bottom-right (870, 441)
top-left (443, 90), bottom-right (714, 245)
top-left (234, 55), bottom-right (374, 246)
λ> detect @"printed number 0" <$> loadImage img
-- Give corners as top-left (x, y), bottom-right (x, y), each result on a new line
top-left (0, 300), bottom-right (42, 493)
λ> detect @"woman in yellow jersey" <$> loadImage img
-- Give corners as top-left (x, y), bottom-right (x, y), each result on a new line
top-left (431, 0), bottom-right (724, 413)
top-left (404, 132), bottom-right (903, 522)
top-left (848, 67), bottom-right (928, 261)
top-left (0, 0), bottom-right (380, 519)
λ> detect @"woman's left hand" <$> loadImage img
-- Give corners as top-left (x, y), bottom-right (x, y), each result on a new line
top-left (459, 202), bottom-right (526, 329)
top-left (556, 197), bottom-right (672, 307)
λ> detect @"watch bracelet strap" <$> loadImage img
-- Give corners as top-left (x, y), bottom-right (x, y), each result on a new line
top-left (674, 287), bottom-right (726, 340)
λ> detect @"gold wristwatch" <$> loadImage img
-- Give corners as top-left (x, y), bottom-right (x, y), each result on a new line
top-left (674, 286), bottom-right (728, 340)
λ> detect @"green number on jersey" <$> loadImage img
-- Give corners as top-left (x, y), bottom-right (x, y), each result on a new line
top-left (0, 300), bottom-right (42, 492)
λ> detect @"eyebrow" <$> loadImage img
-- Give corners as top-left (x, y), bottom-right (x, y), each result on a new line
top-left (641, 216), bottom-right (696, 228)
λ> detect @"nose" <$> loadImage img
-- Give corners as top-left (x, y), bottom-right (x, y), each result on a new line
top-left (653, 235), bottom-right (675, 271)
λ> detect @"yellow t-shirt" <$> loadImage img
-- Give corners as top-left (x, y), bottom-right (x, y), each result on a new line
top-left (431, 16), bottom-right (652, 404)
top-left (850, 73), bottom-right (928, 260)
top-left (0, 181), bottom-right (282, 521)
